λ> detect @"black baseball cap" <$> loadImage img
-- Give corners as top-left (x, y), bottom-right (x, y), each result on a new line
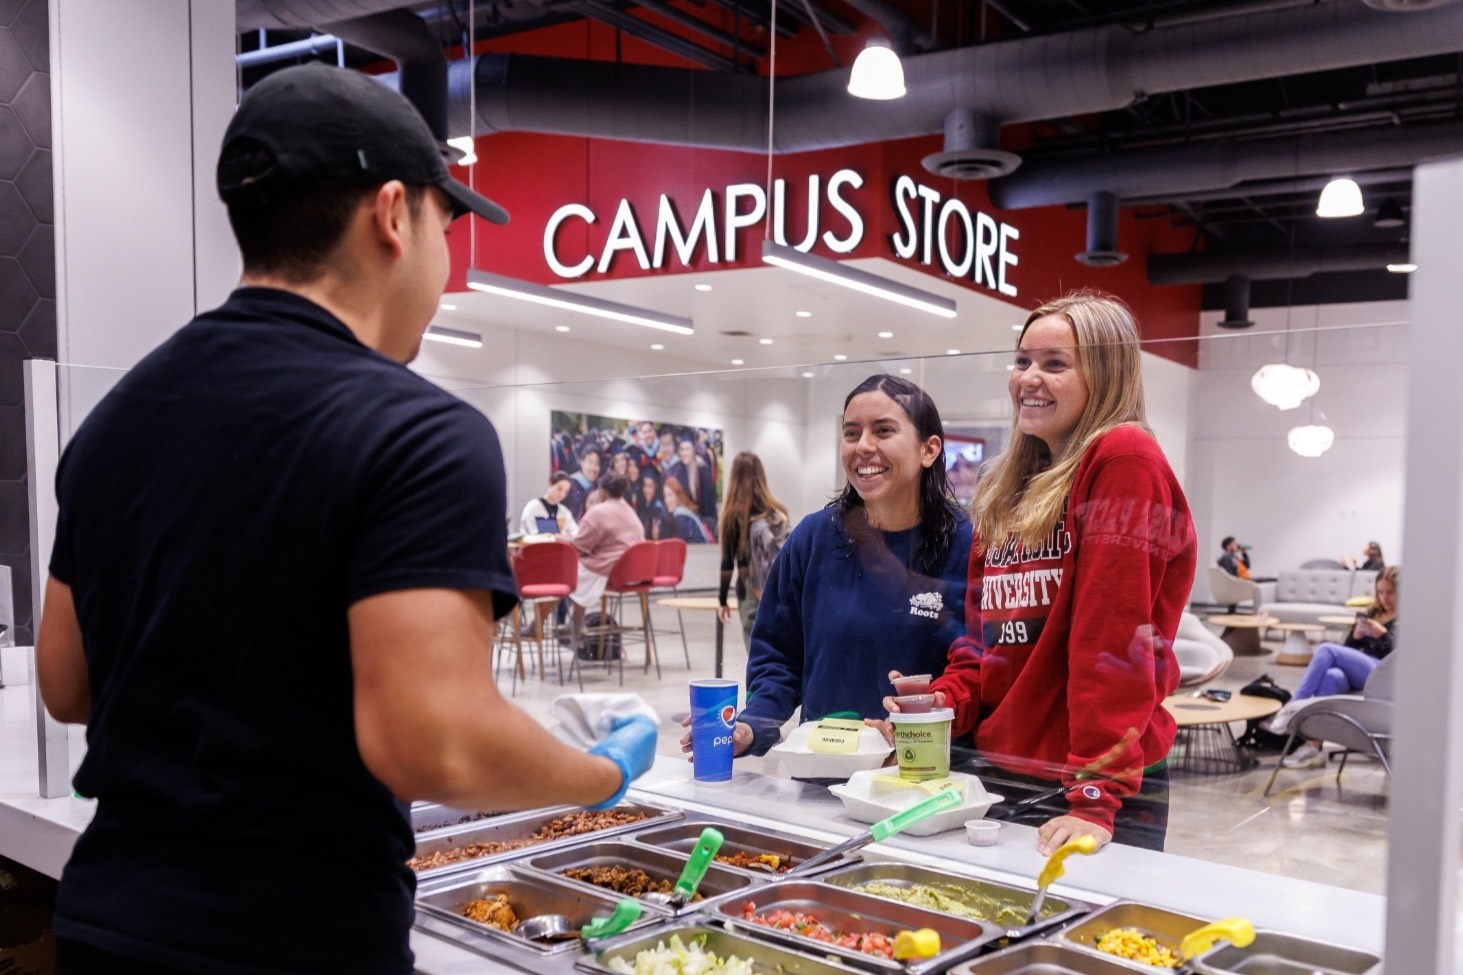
top-left (217, 63), bottom-right (508, 225)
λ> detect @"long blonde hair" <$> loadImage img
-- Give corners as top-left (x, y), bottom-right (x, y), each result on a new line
top-left (973, 290), bottom-right (1150, 548)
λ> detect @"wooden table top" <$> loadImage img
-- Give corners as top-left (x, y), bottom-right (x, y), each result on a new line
top-left (1273, 622), bottom-right (1325, 633)
top-left (1163, 693), bottom-right (1282, 727)
top-left (1318, 614), bottom-right (1359, 625)
top-left (1206, 614), bottom-right (1279, 628)
top-left (656, 596), bottom-right (736, 611)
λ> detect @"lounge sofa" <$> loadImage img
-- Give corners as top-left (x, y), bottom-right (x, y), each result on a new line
top-left (1258, 568), bottom-right (1377, 626)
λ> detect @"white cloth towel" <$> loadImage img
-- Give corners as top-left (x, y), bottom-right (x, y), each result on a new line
top-left (548, 693), bottom-right (661, 748)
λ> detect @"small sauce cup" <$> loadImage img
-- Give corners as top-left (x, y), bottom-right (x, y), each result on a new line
top-left (891, 674), bottom-right (932, 696)
top-left (892, 694), bottom-right (935, 714)
top-left (964, 819), bottom-right (1001, 847)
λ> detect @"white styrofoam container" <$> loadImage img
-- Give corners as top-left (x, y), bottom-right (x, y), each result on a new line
top-left (828, 769), bottom-right (1003, 835)
top-left (768, 721), bottom-right (894, 779)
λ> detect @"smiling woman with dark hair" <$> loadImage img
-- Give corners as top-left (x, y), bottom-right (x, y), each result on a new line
top-left (682, 373), bottom-right (972, 760)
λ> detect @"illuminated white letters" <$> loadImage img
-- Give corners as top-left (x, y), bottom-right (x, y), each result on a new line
top-left (822, 170), bottom-right (864, 253)
top-left (597, 199), bottom-right (651, 273)
top-left (723, 183), bottom-right (767, 263)
top-left (544, 203), bottom-right (595, 278)
top-left (540, 168), bottom-right (1017, 296)
top-left (655, 191), bottom-right (719, 267)
top-left (886, 175), bottom-right (1020, 297)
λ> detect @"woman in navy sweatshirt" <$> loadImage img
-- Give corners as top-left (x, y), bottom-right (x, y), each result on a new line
top-left (711, 374), bottom-right (973, 758)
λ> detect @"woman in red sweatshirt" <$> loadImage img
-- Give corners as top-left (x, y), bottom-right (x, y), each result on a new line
top-left (902, 291), bottom-right (1196, 855)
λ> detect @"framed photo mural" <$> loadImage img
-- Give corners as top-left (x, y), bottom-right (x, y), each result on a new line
top-left (550, 411), bottom-right (723, 543)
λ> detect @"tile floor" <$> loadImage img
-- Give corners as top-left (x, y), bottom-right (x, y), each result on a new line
top-left (496, 599), bottom-right (1391, 896)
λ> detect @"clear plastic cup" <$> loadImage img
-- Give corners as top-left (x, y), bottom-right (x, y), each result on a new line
top-left (891, 674), bottom-right (932, 696)
top-left (892, 694), bottom-right (935, 714)
top-left (965, 819), bottom-right (1001, 846)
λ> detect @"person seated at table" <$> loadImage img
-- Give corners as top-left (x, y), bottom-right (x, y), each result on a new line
top-left (519, 472), bottom-right (579, 538)
top-left (1342, 541), bottom-right (1385, 572)
top-left (682, 374), bottom-right (971, 759)
top-left (1217, 536), bottom-right (1251, 578)
top-left (1268, 566), bottom-right (1399, 768)
top-left (567, 474), bottom-right (644, 646)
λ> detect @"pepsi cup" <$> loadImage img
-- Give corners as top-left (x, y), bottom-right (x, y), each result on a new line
top-left (689, 679), bottom-right (739, 783)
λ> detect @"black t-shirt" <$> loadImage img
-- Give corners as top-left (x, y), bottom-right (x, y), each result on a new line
top-left (48, 288), bottom-right (518, 974)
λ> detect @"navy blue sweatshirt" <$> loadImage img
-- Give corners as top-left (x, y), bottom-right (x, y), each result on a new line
top-left (741, 507), bottom-right (973, 755)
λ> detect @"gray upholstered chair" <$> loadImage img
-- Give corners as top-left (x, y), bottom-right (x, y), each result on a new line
top-left (1207, 565), bottom-right (1263, 613)
top-left (1263, 654), bottom-right (1394, 795)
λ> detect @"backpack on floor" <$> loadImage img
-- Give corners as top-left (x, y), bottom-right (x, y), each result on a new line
top-left (1235, 674), bottom-right (1293, 752)
top-left (577, 612), bottom-right (623, 661)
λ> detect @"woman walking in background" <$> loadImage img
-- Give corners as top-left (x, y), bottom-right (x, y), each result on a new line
top-left (717, 452), bottom-right (791, 653)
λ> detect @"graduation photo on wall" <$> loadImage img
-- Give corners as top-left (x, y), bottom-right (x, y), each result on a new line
top-left (550, 411), bottom-right (724, 543)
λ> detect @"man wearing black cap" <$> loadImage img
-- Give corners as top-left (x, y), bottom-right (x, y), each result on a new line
top-left (35, 64), bottom-right (656, 975)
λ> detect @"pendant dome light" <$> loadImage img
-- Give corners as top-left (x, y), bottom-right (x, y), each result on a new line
top-left (1316, 177), bottom-right (1364, 218)
top-left (1251, 363), bottom-right (1320, 411)
top-left (848, 41), bottom-right (906, 100)
top-left (1287, 424), bottom-right (1335, 458)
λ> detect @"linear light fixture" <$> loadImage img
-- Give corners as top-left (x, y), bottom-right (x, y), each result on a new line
top-left (424, 324), bottom-right (483, 348)
top-left (760, 241), bottom-right (957, 318)
top-left (467, 269), bottom-right (694, 335)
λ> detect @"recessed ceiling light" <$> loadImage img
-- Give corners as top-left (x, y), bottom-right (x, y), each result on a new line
top-left (899, 367), bottom-right (912, 374)
top-left (878, 331), bottom-right (894, 338)
top-left (651, 343), bottom-right (665, 350)
top-left (1387, 263), bottom-right (1418, 274)
top-left (1012, 323), bottom-right (1023, 331)
top-left (695, 284), bottom-right (713, 292)
top-left (796, 310), bottom-right (812, 318)
top-left (759, 338), bottom-right (774, 345)
top-left (802, 371), bottom-right (814, 378)
top-left (731, 358), bottom-right (744, 365)
top-left (555, 325), bottom-right (571, 332)
top-left (834, 354), bottom-right (848, 361)
top-left (1006, 363), bottom-right (1016, 370)
top-left (946, 349), bottom-right (961, 355)
top-left (439, 303), bottom-right (457, 311)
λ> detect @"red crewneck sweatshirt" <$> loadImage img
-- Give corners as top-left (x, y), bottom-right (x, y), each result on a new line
top-left (932, 425), bottom-right (1197, 833)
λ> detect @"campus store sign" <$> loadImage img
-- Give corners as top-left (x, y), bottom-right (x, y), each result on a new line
top-left (445, 134), bottom-right (1201, 363)
top-left (446, 137), bottom-right (1021, 293)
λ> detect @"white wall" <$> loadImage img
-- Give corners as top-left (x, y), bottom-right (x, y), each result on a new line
top-left (1187, 301), bottom-right (1408, 597)
top-left (52, 0), bottom-right (237, 373)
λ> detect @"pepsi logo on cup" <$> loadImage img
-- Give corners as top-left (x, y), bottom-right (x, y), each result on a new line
top-left (720, 704), bottom-right (736, 727)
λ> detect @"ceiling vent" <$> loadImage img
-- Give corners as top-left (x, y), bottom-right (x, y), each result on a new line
top-left (1218, 274), bottom-right (1256, 329)
top-left (921, 108), bottom-right (1020, 181)
top-left (720, 330), bottom-right (755, 337)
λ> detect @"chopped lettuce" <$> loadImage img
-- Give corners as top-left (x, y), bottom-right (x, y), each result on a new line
top-left (606, 935), bottom-right (757, 975)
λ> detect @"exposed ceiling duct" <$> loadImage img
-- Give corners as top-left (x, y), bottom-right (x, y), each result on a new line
top-left (325, 9), bottom-right (448, 138)
top-left (1076, 191), bottom-right (1126, 267)
top-left (1148, 244), bottom-right (1413, 284)
top-left (990, 120), bottom-right (1463, 209)
top-left (1218, 274), bottom-right (1254, 329)
top-left (426, 1), bottom-right (1463, 153)
top-left (237, 0), bottom-right (413, 29)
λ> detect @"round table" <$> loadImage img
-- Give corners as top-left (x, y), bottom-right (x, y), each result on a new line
top-left (1163, 693), bottom-right (1283, 774)
top-left (1273, 622), bottom-right (1326, 666)
top-left (1318, 614), bottom-right (1357, 640)
top-left (657, 596), bottom-right (736, 678)
top-left (1205, 614), bottom-right (1279, 656)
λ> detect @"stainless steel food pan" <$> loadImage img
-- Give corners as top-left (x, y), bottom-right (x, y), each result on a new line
top-left (715, 879), bottom-right (1003, 975)
top-left (819, 862), bottom-right (1092, 939)
top-left (411, 803), bottom-right (502, 835)
top-left (522, 840), bottom-right (754, 916)
top-left (1187, 929), bottom-right (1382, 975)
top-left (630, 819), bottom-right (858, 877)
top-left (579, 922), bottom-right (866, 975)
top-left (1052, 901), bottom-right (1209, 972)
top-left (414, 864), bottom-right (657, 957)
top-left (409, 801), bottom-right (682, 878)
top-left (946, 940), bottom-right (1151, 974)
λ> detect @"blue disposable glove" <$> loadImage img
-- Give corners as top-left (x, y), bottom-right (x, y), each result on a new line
top-left (586, 714), bottom-right (659, 810)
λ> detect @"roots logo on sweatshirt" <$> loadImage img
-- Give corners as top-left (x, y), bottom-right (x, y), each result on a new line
top-left (908, 591), bottom-right (944, 619)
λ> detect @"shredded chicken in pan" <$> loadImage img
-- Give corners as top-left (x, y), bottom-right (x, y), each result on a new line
top-left (460, 894), bottom-right (519, 931)
top-left (408, 809), bottom-right (649, 871)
